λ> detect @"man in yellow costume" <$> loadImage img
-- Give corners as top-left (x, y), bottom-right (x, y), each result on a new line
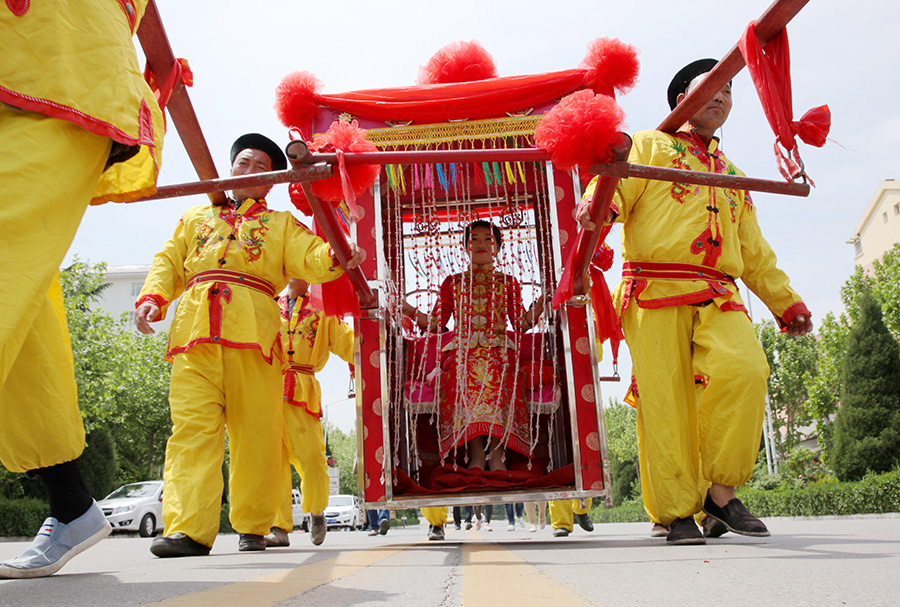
top-left (135, 134), bottom-right (361, 557)
top-left (421, 507), bottom-right (449, 540)
top-left (0, 0), bottom-right (164, 578)
top-left (548, 499), bottom-right (594, 538)
top-left (579, 58), bottom-right (812, 545)
top-left (265, 278), bottom-right (355, 548)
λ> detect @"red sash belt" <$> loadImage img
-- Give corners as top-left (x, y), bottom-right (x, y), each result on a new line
top-left (186, 269), bottom-right (277, 298)
top-left (289, 364), bottom-right (315, 375)
top-left (622, 262), bottom-right (735, 284)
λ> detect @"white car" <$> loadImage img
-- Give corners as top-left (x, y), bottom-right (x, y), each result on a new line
top-left (323, 494), bottom-right (364, 530)
top-left (292, 488), bottom-right (311, 531)
top-left (99, 480), bottom-right (164, 537)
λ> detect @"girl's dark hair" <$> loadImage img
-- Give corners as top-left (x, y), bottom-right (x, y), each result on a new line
top-left (464, 220), bottom-right (502, 248)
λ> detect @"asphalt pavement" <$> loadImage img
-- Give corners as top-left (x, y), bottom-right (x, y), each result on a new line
top-left (1, 515), bottom-right (898, 607)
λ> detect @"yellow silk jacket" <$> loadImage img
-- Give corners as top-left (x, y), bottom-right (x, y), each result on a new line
top-left (280, 295), bottom-right (355, 416)
top-left (584, 127), bottom-right (808, 326)
top-left (0, 0), bottom-right (165, 203)
top-left (139, 199), bottom-right (343, 362)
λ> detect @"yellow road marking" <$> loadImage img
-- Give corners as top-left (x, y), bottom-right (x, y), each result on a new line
top-left (144, 546), bottom-right (403, 607)
top-left (461, 541), bottom-right (600, 607)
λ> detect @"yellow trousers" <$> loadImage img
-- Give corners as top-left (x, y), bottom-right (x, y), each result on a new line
top-left (273, 406), bottom-right (329, 531)
top-left (624, 303), bottom-right (768, 526)
top-left (162, 343), bottom-right (284, 547)
top-left (549, 498), bottom-right (591, 532)
top-left (0, 105), bottom-right (110, 472)
top-left (421, 507), bottom-right (448, 526)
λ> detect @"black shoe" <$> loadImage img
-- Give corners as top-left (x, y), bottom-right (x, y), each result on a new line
top-left (427, 525), bottom-right (445, 541)
top-left (552, 528), bottom-right (570, 537)
top-left (666, 518), bottom-right (706, 545)
top-left (702, 515), bottom-right (729, 538)
top-left (702, 494), bottom-right (770, 537)
top-left (574, 512), bottom-right (594, 532)
top-left (150, 533), bottom-right (211, 558)
top-left (264, 526), bottom-right (290, 547)
top-left (454, 522), bottom-right (461, 530)
top-left (238, 533), bottom-right (267, 551)
top-left (378, 518), bottom-right (390, 536)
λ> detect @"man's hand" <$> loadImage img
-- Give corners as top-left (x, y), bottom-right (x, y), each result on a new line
top-left (786, 314), bottom-right (813, 337)
top-left (331, 241), bottom-right (363, 270)
top-left (345, 241), bottom-right (363, 269)
top-left (135, 301), bottom-right (161, 335)
top-left (577, 202), bottom-right (597, 231)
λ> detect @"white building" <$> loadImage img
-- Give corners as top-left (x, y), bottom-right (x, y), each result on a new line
top-left (97, 265), bottom-right (174, 331)
top-left (848, 180), bottom-right (900, 270)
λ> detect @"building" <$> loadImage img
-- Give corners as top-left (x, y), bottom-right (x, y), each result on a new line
top-left (848, 180), bottom-right (900, 270)
top-left (98, 265), bottom-right (174, 331)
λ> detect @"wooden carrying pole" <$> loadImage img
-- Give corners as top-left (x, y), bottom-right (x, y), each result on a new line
top-left (137, 0), bottom-right (226, 205)
top-left (138, 147), bottom-right (812, 203)
top-left (286, 142), bottom-right (377, 309)
top-left (565, 0), bottom-right (810, 297)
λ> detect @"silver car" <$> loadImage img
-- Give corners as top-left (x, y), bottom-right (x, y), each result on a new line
top-left (99, 481), bottom-right (164, 537)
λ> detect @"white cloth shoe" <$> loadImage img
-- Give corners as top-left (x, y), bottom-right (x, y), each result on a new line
top-left (0, 501), bottom-right (110, 579)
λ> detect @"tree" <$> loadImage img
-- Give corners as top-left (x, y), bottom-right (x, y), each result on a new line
top-left (80, 428), bottom-right (117, 500)
top-left (802, 311), bottom-right (851, 462)
top-left (756, 320), bottom-right (819, 461)
top-left (831, 290), bottom-right (900, 481)
top-left (842, 242), bottom-right (900, 339)
top-left (60, 259), bottom-right (172, 485)
top-left (325, 424), bottom-right (358, 495)
top-left (603, 398), bottom-right (640, 505)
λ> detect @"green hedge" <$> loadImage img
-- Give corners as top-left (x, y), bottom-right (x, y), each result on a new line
top-left (0, 498), bottom-right (50, 537)
top-left (589, 470), bottom-right (900, 523)
top-left (737, 470), bottom-right (900, 517)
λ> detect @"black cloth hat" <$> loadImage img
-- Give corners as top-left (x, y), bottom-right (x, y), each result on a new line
top-left (230, 133), bottom-right (287, 171)
top-left (667, 58), bottom-right (719, 111)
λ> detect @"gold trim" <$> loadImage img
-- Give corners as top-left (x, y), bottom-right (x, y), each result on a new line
top-left (364, 115), bottom-right (543, 148)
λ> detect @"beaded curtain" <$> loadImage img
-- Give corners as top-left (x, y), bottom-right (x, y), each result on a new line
top-left (373, 117), bottom-right (563, 477)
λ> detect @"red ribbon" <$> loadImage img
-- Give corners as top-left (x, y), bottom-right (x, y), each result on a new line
top-left (739, 22), bottom-right (830, 180)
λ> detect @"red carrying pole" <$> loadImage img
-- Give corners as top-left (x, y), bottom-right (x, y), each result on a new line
top-left (285, 142), bottom-right (377, 308)
top-left (658, 0), bottom-right (810, 133)
top-left (571, 134), bottom-right (632, 295)
top-left (135, 165), bottom-right (333, 201)
top-left (589, 161), bottom-right (810, 197)
top-left (137, 0), bottom-right (225, 205)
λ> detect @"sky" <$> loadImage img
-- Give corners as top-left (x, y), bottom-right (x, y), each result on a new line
top-left (65, 0), bottom-right (900, 432)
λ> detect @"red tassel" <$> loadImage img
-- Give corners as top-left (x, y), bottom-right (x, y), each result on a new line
top-left (534, 90), bottom-right (626, 171)
top-left (416, 40), bottom-right (499, 85)
top-left (579, 37), bottom-right (640, 97)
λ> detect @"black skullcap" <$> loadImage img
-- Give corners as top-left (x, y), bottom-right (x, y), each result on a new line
top-left (230, 133), bottom-right (287, 171)
top-left (667, 58), bottom-right (719, 111)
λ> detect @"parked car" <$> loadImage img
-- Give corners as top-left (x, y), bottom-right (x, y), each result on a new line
top-left (323, 494), bottom-right (365, 530)
top-left (98, 480), bottom-right (164, 537)
top-left (292, 488), bottom-right (311, 531)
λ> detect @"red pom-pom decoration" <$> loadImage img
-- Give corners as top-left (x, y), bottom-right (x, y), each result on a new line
top-left (288, 182), bottom-right (313, 216)
top-left (534, 89), bottom-right (626, 171)
top-left (308, 120), bottom-right (381, 204)
top-left (275, 71), bottom-right (324, 132)
top-left (416, 40), bottom-right (499, 85)
top-left (580, 37), bottom-right (640, 98)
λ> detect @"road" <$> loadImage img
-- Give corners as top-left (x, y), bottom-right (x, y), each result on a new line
top-left (1, 515), bottom-right (899, 607)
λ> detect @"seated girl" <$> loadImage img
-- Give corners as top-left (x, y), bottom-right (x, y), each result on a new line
top-left (403, 220), bottom-right (545, 472)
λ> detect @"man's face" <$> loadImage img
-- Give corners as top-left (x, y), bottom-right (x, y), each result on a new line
top-left (230, 148), bottom-right (274, 202)
top-left (679, 74), bottom-right (732, 137)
